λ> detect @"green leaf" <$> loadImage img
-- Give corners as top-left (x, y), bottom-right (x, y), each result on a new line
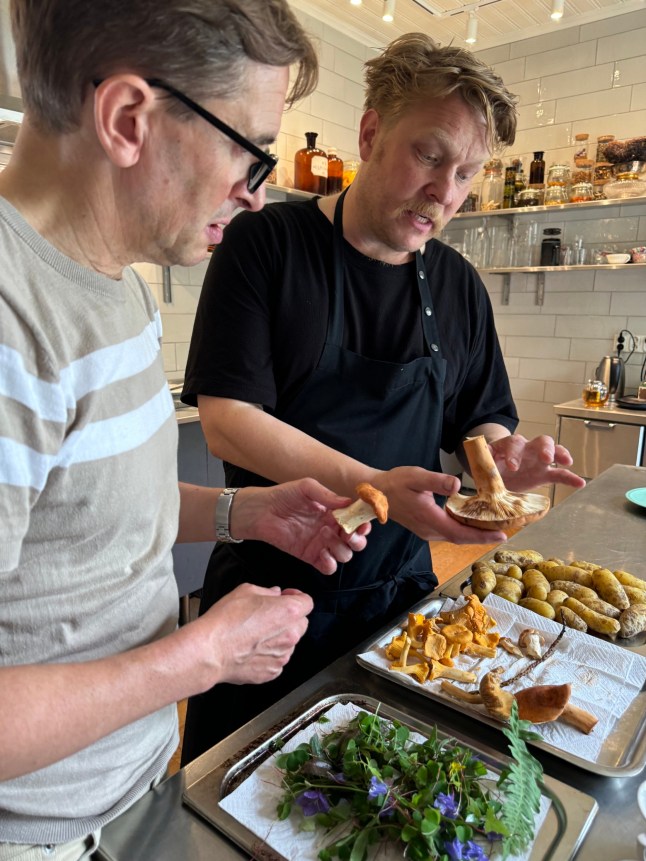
top-left (276, 800), bottom-right (291, 820)
top-left (349, 828), bottom-right (370, 861)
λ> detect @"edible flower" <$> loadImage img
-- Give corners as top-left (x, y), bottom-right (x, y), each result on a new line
top-left (434, 791), bottom-right (459, 819)
top-left (295, 789), bottom-right (330, 816)
top-left (367, 775), bottom-right (389, 799)
top-left (445, 837), bottom-right (490, 860)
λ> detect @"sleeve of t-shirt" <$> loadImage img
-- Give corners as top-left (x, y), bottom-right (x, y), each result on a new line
top-left (182, 208), bottom-right (282, 410)
top-left (440, 257), bottom-right (518, 453)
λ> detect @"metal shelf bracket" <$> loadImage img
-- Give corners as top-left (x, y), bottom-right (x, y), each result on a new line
top-left (502, 272), bottom-right (511, 305)
top-left (536, 271), bottom-right (545, 306)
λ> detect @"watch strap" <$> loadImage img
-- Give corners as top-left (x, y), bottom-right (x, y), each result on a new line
top-left (215, 488), bottom-right (243, 543)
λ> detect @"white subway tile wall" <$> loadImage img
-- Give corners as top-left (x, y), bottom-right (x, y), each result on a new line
top-left (150, 6), bottom-right (646, 449)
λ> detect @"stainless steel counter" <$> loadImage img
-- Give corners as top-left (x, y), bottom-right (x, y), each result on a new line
top-left (97, 464), bottom-right (646, 861)
top-left (555, 398), bottom-right (646, 428)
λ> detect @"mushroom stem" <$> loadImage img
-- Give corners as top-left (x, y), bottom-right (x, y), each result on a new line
top-left (465, 435), bottom-right (508, 497)
top-left (559, 703), bottom-right (599, 734)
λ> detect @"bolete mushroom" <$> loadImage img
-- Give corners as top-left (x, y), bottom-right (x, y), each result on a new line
top-left (477, 670), bottom-right (598, 734)
top-left (332, 482), bottom-right (388, 534)
top-left (445, 435), bottom-right (550, 531)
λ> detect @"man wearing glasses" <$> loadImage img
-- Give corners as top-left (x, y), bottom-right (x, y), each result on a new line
top-left (0, 2), bottom-right (370, 858)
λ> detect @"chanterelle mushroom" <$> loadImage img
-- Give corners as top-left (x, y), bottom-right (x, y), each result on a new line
top-left (445, 436), bottom-right (550, 531)
top-left (332, 482), bottom-right (388, 534)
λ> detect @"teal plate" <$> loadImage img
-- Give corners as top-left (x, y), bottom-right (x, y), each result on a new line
top-left (626, 487), bottom-right (646, 509)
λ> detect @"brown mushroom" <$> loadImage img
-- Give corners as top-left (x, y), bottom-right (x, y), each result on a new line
top-left (445, 436), bottom-right (550, 531)
top-left (332, 482), bottom-right (388, 534)
top-left (478, 670), bottom-right (598, 734)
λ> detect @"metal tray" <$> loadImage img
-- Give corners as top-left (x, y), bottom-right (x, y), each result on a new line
top-left (183, 693), bottom-right (597, 861)
top-left (356, 596), bottom-right (646, 777)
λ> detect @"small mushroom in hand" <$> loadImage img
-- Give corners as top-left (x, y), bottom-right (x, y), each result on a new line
top-left (332, 482), bottom-right (388, 534)
top-left (518, 628), bottom-right (545, 660)
top-left (445, 435), bottom-right (549, 531)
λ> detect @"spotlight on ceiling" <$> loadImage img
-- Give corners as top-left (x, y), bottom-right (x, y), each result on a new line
top-left (465, 11), bottom-right (478, 44)
top-left (551, 0), bottom-right (565, 20)
top-left (382, 0), bottom-right (396, 22)
top-left (350, 0), bottom-right (362, 6)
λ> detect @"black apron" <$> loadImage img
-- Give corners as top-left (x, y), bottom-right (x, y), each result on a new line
top-left (181, 190), bottom-right (447, 763)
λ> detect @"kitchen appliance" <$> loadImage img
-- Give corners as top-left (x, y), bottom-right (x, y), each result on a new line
top-left (595, 355), bottom-right (625, 402)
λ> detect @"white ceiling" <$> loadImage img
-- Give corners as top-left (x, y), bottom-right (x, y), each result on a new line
top-left (290, 0), bottom-right (646, 52)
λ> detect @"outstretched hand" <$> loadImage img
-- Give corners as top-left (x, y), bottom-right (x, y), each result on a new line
top-left (231, 478), bottom-right (370, 575)
top-left (488, 434), bottom-right (586, 492)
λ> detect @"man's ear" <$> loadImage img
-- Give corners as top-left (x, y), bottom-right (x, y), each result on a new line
top-left (358, 108), bottom-right (380, 162)
top-left (93, 76), bottom-right (156, 168)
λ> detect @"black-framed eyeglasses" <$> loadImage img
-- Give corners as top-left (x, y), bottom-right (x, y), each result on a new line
top-left (93, 77), bottom-right (278, 193)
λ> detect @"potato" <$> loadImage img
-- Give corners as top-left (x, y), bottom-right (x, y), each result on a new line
top-left (471, 568), bottom-right (496, 601)
top-left (570, 559), bottom-right (601, 572)
top-left (624, 585), bottom-right (646, 605)
top-left (563, 597), bottom-right (621, 637)
top-left (555, 605), bottom-right (588, 632)
top-left (537, 564), bottom-right (593, 587)
top-left (472, 560), bottom-right (512, 577)
top-left (576, 594), bottom-right (621, 620)
top-left (548, 580), bottom-right (599, 604)
top-left (614, 570), bottom-right (646, 592)
top-left (519, 597), bottom-right (556, 620)
top-left (522, 569), bottom-right (550, 601)
top-left (545, 589), bottom-right (569, 610)
top-left (618, 604), bottom-right (646, 639)
top-left (494, 585), bottom-right (522, 604)
top-left (495, 573), bottom-right (524, 592)
top-left (591, 568), bottom-right (630, 610)
top-left (494, 549), bottom-right (544, 568)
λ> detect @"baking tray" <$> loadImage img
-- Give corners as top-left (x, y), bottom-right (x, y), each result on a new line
top-left (356, 596), bottom-right (646, 777)
top-left (183, 693), bottom-right (597, 861)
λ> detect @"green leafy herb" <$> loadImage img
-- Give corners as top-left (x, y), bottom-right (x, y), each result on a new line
top-left (275, 702), bottom-right (543, 861)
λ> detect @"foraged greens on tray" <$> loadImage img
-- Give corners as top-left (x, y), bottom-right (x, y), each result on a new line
top-left (275, 703), bottom-right (543, 861)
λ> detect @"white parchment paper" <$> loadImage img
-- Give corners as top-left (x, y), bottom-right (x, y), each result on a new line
top-left (219, 700), bottom-right (550, 861)
top-left (357, 594), bottom-right (646, 763)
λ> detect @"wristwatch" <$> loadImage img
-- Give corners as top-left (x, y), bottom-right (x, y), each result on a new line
top-left (215, 488), bottom-right (243, 543)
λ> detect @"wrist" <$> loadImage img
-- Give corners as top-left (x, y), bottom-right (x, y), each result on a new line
top-left (215, 488), bottom-right (244, 543)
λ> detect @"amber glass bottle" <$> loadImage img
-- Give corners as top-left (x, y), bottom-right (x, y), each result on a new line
top-left (326, 147), bottom-right (343, 194)
top-left (529, 151), bottom-right (545, 186)
top-left (294, 132), bottom-right (328, 194)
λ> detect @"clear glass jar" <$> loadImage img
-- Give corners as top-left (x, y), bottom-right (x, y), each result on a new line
top-left (544, 185), bottom-right (569, 205)
top-left (547, 163), bottom-right (571, 187)
top-left (570, 181), bottom-right (593, 202)
top-left (479, 159), bottom-right (504, 210)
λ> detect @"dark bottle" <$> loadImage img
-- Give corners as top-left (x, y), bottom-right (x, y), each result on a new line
top-left (294, 131), bottom-right (328, 195)
top-left (529, 151), bottom-right (545, 186)
top-left (502, 166), bottom-right (516, 209)
top-left (540, 227), bottom-right (561, 265)
top-left (326, 147), bottom-right (343, 194)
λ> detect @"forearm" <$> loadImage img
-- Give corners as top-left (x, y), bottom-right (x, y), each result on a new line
top-left (198, 395), bottom-right (378, 497)
top-left (0, 622), bottom-right (214, 781)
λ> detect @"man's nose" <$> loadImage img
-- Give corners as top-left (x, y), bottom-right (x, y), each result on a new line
top-left (423, 171), bottom-right (454, 207)
top-left (235, 179), bottom-right (266, 213)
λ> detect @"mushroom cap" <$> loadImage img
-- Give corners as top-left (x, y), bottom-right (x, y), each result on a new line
top-left (514, 683), bottom-right (572, 723)
top-left (445, 491), bottom-right (550, 531)
top-left (355, 482), bottom-right (388, 524)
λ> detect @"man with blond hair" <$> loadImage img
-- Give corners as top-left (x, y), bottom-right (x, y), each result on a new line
top-left (0, 1), bottom-right (374, 857)
top-left (181, 32), bottom-right (585, 761)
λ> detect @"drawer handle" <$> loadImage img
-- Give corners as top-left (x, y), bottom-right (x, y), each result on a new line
top-left (583, 421), bottom-right (616, 429)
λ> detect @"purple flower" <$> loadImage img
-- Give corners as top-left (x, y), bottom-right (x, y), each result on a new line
top-left (296, 789), bottom-right (330, 817)
top-left (464, 841), bottom-right (489, 861)
top-left (434, 791), bottom-right (459, 819)
top-left (368, 776), bottom-right (389, 799)
top-left (332, 772), bottom-right (347, 784)
top-left (444, 839), bottom-right (489, 861)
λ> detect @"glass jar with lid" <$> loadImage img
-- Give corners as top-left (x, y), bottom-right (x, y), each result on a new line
top-left (479, 158), bottom-right (504, 210)
top-left (569, 181), bottom-right (593, 202)
top-left (547, 163), bottom-right (571, 187)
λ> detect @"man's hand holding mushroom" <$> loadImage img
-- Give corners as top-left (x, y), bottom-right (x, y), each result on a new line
top-left (483, 432), bottom-right (586, 493)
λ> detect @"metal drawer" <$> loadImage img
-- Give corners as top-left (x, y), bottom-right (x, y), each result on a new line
top-left (558, 415), bottom-right (643, 478)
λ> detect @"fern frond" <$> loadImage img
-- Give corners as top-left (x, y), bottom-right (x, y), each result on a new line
top-left (497, 702), bottom-right (544, 860)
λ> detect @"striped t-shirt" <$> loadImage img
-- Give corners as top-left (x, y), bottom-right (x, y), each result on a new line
top-left (0, 196), bottom-right (180, 844)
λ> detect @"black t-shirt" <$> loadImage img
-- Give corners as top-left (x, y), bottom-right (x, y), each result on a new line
top-left (183, 198), bottom-right (517, 454)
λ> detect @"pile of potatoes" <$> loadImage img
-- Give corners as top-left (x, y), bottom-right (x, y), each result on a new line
top-left (470, 549), bottom-right (646, 639)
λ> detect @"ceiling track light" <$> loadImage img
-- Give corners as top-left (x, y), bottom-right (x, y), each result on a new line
top-left (382, 0), bottom-right (396, 22)
top-left (465, 11), bottom-right (478, 44)
top-left (350, 0), bottom-right (362, 6)
top-left (551, 0), bottom-right (564, 20)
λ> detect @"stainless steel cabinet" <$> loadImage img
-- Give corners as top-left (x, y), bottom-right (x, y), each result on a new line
top-left (553, 408), bottom-right (645, 505)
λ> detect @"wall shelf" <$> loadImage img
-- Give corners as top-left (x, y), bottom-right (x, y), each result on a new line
top-left (452, 195), bottom-right (646, 220)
